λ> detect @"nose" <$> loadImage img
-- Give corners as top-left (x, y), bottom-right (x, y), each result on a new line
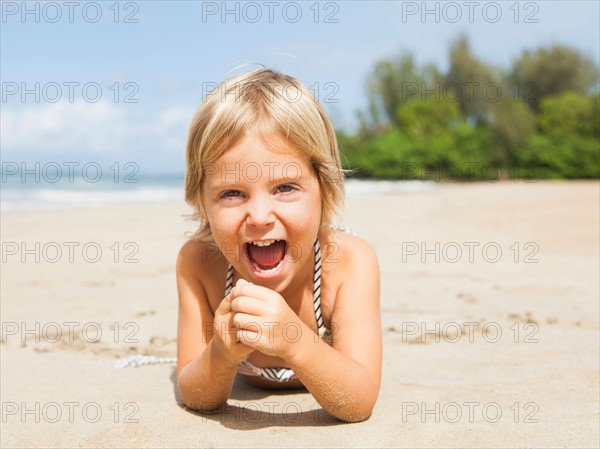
top-left (245, 194), bottom-right (275, 228)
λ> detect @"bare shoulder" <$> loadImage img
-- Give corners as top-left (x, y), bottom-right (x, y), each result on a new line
top-left (177, 239), bottom-right (224, 273)
top-left (321, 230), bottom-right (379, 272)
top-left (176, 239), bottom-right (227, 311)
top-left (319, 230), bottom-right (380, 320)
top-left (177, 238), bottom-right (203, 264)
top-left (177, 239), bottom-right (205, 278)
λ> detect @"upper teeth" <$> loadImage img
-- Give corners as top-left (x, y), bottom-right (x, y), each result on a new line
top-left (250, 239), bottom-right (278, 247)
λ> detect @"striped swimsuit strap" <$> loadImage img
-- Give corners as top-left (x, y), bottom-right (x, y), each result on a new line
top-left (224, 239), bottom-right (324, 383)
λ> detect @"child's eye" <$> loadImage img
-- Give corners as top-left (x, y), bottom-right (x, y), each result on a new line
top-left (219, 190), bottom-right (243, 199)
top-left (275, 184), bottom-right (296, 194)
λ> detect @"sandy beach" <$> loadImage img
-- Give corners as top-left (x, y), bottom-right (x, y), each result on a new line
top-left (1, 180), bottom-right (598, 448)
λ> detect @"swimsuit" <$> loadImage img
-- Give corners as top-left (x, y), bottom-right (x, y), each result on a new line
top-left (226, 239), bottom-right (332, 382)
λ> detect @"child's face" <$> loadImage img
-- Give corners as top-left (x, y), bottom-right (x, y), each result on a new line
top-left (202, 130), bottom-right (322, 290)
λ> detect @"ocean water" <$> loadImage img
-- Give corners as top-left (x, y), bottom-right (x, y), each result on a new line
top-left (1, 173), bottom-right (184, 212)
top-left (1, 174), bottom-right (435, 212)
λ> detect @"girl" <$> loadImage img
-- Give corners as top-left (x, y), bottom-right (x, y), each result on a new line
top-left (176, 68), bottom-right (381, 423)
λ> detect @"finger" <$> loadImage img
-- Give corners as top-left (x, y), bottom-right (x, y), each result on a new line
top-left (230, 278), bottom-right (250, 300)
top-left (215, 293), bottom-right (232, 315)
top-left (231, 282), bottom-right (273, 301)
top-left (237, 329), bottom-right (261, 347)
top-left (225, 313), bottom-right (239, 332)
top-left (232, 312), bottom-right (261, 331)
top-left (230, 295), bottom-right (263, 315)
top-left (230, 281), bottom-right (251, 300)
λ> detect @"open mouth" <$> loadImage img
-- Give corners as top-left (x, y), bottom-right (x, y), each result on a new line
top-left (244, 239), bottom-right (287, 274)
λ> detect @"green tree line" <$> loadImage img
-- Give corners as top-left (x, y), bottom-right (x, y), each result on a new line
top-left (339, 37), bottom-right (600, 180)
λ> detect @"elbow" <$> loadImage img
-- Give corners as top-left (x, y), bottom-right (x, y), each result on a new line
top-left (329, 391), bottom-right (378, 423)
top-left (177, 371), bottom-right (226, 413)
top-left (179, 386), bottom-right (226, 413)
top-left (182, 397), bottom-right (225, 414)
top-left (335, 404), bottom-right (375, 423)
top-left (336, 377), bottom-right (379, 423)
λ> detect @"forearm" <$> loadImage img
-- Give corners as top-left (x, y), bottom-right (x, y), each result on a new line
top-left (285, 327), bottom-right (380, 422)
top-left (178, 338), bottom-right (238, 411)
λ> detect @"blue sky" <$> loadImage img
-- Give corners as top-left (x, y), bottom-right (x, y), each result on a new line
top-left (2, 1), bottom-right (599, 174)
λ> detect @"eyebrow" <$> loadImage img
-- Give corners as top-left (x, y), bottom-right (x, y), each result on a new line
top-left (269, 175), bottom-right (305, 184)
top-left (203, 160), bottom-right (313, 190)
top-left (205, 176), bottom-right (304, 191)
top-left (205, 180), bottom-right (239, 192)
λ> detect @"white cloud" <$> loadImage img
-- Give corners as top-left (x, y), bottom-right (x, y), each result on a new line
top-left (0, 101), bottom-right (194, 155)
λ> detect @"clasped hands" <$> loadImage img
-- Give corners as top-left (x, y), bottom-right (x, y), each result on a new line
top-left (213, 279), bottom-right (308, 363)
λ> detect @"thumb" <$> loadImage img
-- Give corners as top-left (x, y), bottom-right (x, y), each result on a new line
top-left (230, 278), bottom-right (251, 300)
top-left (216, 292), bottom-right (232, 316)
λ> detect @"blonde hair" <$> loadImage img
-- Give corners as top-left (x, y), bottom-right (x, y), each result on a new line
top-left (184, 68), bottom-right (345, 242)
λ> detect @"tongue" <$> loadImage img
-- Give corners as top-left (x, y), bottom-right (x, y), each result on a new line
top-left (248, 241), bottom-right (286, 270)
